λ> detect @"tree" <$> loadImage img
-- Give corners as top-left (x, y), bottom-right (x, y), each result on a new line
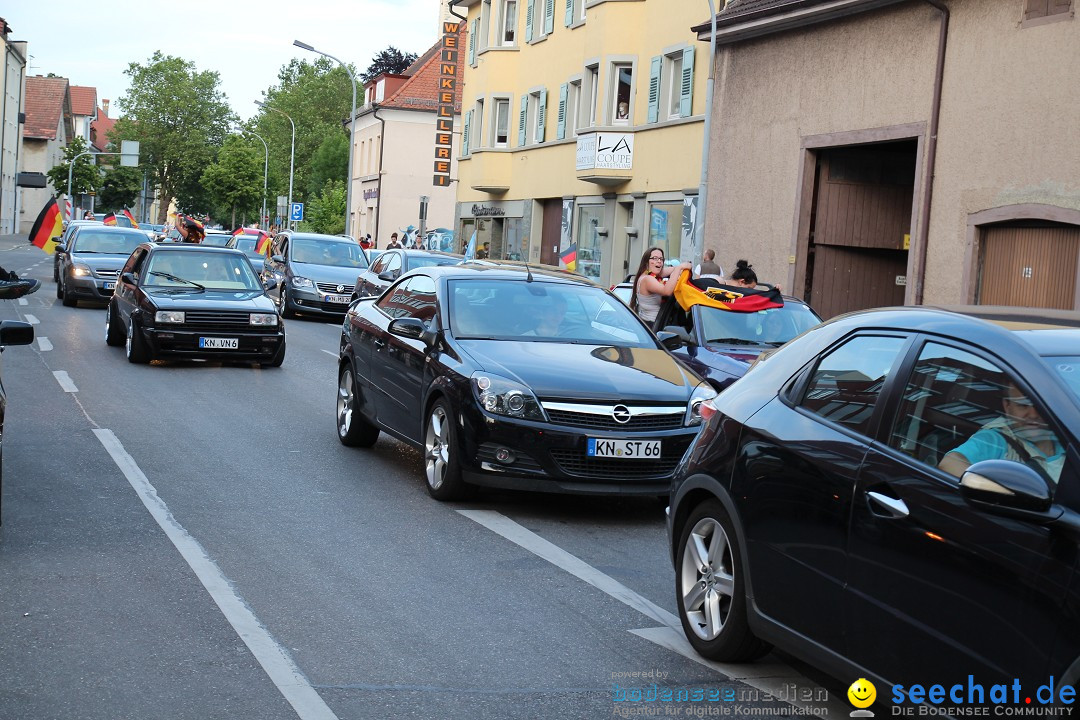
top-left (362, 46), bottom-right (418, 82)
top-left (98, 166), bottom-right (143, 211)
top-left (298, 180), bottom-right (346, 235)
top-left (201, 136), bottom-right (263, 229)
top-left (307, 133), bottom-right (348, 197)
top-left (113, 52), bottom-right (236, 223)
top-left (46, 137), bottom-right (96, 199)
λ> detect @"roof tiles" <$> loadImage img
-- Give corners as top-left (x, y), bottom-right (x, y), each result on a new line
top-left (24, 76), bottom-right (69, 140)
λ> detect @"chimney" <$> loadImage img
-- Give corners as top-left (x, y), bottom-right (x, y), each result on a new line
top-left (101, 99), bottom-right (109, 117)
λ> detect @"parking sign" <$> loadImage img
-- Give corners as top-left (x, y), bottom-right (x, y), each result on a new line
top-left (290, 203), bottom-right (304, 222)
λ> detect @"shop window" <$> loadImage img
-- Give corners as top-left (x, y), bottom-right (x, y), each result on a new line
top-left (576, 204), bottom-right (605, 283)
top-left (647, 202), bottom-right (684, 263)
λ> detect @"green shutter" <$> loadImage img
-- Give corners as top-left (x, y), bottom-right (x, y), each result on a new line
top-left (537, 89), bottom-right (547, 143)
top-left (544, 0), bottom-right (555, 34)
top-left (469, 18), bottom-right (478, 65)
top-left (525, 0), bottom-right (534, 41)
top-left (518, 95), bottom-right (528, 146)
top-left (462, 110), bottom-right (472, 156)
top-left (679, 46), bottom-right (695, 117)
top-left (556, 83), bottom-right (568, 140)
top-left (565, 0), bottom-right (573, 26)
top-left (647, 56), bottom-right (661, 124)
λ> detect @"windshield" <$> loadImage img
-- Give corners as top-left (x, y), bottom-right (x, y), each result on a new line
top-left (231, 236), bottom-right (264, 258)
top-left (144, 250), bottom-right (262, 291)
top-left (448, 279), bottom-right (655, 346)
top-left (1047, 356), bottom-right (1080, 401)
top-left (72, 230), bottom-right (145, 254)
top-left (290, 238), bottom-right (368, 268)
top-left (410, 256), bottom-right (459, 270)
top-left (201, 234), bottom-right (232, 247)
top-left (698, 303), bottom-right (821, 346)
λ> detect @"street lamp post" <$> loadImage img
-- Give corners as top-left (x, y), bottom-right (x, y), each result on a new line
top-left (293, 40), bottom-right (357, 238)
top-left (692, 0), bottom-right (719, 269)
top-left (255, 101), bottom-right (295, 229)
top-left (238, 127), bottom-right (269, 227)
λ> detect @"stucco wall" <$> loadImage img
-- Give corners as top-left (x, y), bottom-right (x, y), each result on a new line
top-left (19, 137), bottom-right (62, 234)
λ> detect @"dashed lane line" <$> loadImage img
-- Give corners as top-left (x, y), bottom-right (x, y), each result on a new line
top-left (38, 336), bottom-right (52, 351)
top-left (93, 429), bottom-right (339, 720)
top-left (52, 370), bottom-right (78, 393)
top-left (24, 313), bottom-right (39, 325)
top-left (320, 349), bottom-right (337, 358)
top-left (17, 298), bottom-right (27, 305)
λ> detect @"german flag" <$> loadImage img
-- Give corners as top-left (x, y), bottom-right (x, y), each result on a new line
top-left (122, 209), bottom-right (139, 228)
top-left (102, 213), bottom-right (117, 226)
top-left (559, 243), bottom-right (577, 272)
top-left (672, 270), bottom-right (783, 313)
top-left (254, 231), bottom-right (272, 256)
top-left (28, 197), bottom-right (63, 255)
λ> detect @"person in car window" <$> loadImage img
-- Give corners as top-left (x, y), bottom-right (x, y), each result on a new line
top-left (176, 216), bottom-right (205, 244)
top-left (524, 295), bottom-right (567, 337)
top-left (629, 247), bottom-right (691, 325)
top-left (938, 382), bottom-right (1065, 482)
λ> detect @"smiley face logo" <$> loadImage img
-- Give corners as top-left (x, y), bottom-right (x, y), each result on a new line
top-left (848, 678), bottom-right (877, 709)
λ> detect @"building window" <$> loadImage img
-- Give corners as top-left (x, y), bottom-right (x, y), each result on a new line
top-left (1024, 0), bottom-right (1072, 22)
top-left (566, 80), bottom-right (580, 138)
top-left (648, 202), bottom-right (686, 263)
top-left (665, 53), bottom-right (683, 120)
top-left (499, 0), bottom-right (517, 45)
top-left (611, 64), bottom-right (633, 124)
top-left (576, 205), bottom-right (605, 284)
top-left (584, 64), bottom-right (599, 128)
top-left (493, 98), bottom-right (511, 147)
top-left (473, 99), bottom-right (485, 150)
top-left (529, 89), bottom-right (547, 144)
top-left (480, 0), bottom-right (492, 48)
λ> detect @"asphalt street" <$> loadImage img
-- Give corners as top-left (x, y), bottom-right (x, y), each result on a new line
top-left (0, 233), bottom-right (849, 720)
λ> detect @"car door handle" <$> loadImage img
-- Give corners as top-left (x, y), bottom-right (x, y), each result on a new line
top-left (866, 491), bottom-right (909, 519)
top-left (373, 338), bottom-right (385, 349)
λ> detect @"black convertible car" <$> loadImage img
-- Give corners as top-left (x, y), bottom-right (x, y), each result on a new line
top-left (106, 243), bottom-right (285, 366)
top-left (335, 263), bottom-right (715, 500)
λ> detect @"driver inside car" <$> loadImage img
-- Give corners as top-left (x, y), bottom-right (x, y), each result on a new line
top-left (524, 294), bottom-right (568, 337)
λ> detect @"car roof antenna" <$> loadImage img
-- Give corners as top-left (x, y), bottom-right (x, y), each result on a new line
top-left (525, 263), bottom-right (534, 283)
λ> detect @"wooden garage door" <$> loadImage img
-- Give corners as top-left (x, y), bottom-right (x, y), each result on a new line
top-left (978, 225), bottom-right (1079, 309)
top-left (810, 245), bottom-right (908, 319)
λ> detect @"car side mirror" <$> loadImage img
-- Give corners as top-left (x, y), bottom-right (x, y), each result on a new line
top-left (271, 254), bottom-right (284, 264)
top-left (960, 459), bottom-right (1054, 515)
top-left (662, 326), bottom-right (693, 346)
top-left (389, 317), bottom-right (435, 345)
top-left (120, 271), bottom-right (136, 286)
top-left (655, 330), bottom-right (685, 351)
top-left (263, 277), bottom-right (276, 290)
top-left (378, 271), bottom-right (396, 282)
top-left (0, 320), bottom-right (35, 346)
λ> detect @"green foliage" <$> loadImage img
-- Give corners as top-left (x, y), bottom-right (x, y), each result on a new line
top-left (46, 137), bottom-right (97, 196)
top-left (254, 57), bottom-right (357, 209)
top-left (114, 52), bottom-right (236, 222)
top-left (298, 180), bottom-right (346, 235)
top-left (308, 133), bottom-right (348, 197)
top-left (201, 135), bottom-right (264, 229)
top-left (362, 46), bottom-right (419, 82)
top-left (98, 166), bottom-right (143, 210)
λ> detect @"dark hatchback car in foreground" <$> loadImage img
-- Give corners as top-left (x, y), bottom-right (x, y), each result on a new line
top-left (54, 225), bottom-right (148, 306)
top-left (336, 264), bottom-right (715, 499)
top-left (264, 231), bottom-right (368, 319)
top-left (351, 248), bottom-right (462, 300)
top-left (668, 305), bottom-right (1080, 703)
top-left (106, 243), bottom-right (285, 366)
top-left (0, 320), bottom-right (34, 525)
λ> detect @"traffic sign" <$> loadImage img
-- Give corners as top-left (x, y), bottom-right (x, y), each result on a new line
top-left (290, 203), bottom-right (304, 222)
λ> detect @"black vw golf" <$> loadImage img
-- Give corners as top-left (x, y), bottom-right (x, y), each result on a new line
top-left (106, 243), bottom-right (285, 366)
top-left (335, 263), bottom-right (715, 500)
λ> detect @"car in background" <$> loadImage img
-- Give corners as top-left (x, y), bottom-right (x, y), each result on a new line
top-left (201, 230), bottom-right (233, 247)
top-left (225, 233), bottom-right (269, 277)
top-left (652, 283), bottom-right (822, 392)
top-left (52, 219), bottom-right (103, 281)
top-left (264, 231), bottom-right (369, 319)
top-left (0, 319), bottom-right (35, 525)
top-left (668, 305), bottom-right (1080, 699)
top-left (54, 225), bottom-right (150, 307)
top-left (335, 263), bottom-right (715, 500)
top-left (351, 248), bottom-right (462, 300)
top-left (106, 243), bottom-right (285, 366)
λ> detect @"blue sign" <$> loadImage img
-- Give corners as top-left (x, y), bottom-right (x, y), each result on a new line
top-left (290, 203), bottom-right (304, 222)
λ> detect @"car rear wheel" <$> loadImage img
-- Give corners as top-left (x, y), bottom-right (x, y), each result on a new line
top-left (676, 499), bottom-right (770, 661)
top-left (105, 301), bottom-right (125, 347)
top-left (336, 364), bottom-right (379, 447)
top-left (277, 285), bottom-right (296, 319)
top-left (424, 398), bottom-right (469, 501)
top-left (125, 317), bottom-right (150, 364)
top-left (55, 278), bottom-right (63, 299)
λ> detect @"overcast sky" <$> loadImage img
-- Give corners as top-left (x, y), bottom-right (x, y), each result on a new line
top-left (5, 0), bottom-right (442, 122)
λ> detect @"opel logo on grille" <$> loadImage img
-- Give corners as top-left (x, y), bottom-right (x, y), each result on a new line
top-left (336, 284), bottom-right (345, 293)
top-left (612, 405), bottom-right (631, 424)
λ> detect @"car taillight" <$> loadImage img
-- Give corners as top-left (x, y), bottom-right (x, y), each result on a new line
top-left (699, 397), bottom-right (718, 422)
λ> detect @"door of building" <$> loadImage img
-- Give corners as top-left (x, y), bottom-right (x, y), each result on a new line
top-left (977, 224), bottom-right (1079, 309)
top-left (541, 199), bottom-right (561, 266)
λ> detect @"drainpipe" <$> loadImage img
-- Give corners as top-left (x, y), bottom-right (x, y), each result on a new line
top-left (914, 0), bottom-right (949, 305)
top-left (692, 0), bottom-right (718, 269)
top-left (373, 104), bottom-right (386, 247)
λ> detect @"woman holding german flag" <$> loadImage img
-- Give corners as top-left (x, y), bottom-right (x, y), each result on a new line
top-left (175, 214), bottom-right (205, 243)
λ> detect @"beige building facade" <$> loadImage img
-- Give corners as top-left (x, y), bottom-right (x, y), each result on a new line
top-left (698, 0), bottom-right (1080, 318)
top-left (453, 0), bottom-right (709, 289)
top-left (0, 20), bottom-right (26, 235)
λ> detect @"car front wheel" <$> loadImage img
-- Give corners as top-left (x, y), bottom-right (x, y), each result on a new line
top-left (105, 301), bottom-right (125, 347)
top-left (125, 317), bottom-right (150, 364)
top-left (277, 285), bottom-right (296, 319)
top-left (336, 364), bottom-right (379, 447)
top-left (423, 398), bottom-right (468, 501)
top-left (675, 499), bottom-right (770, 661)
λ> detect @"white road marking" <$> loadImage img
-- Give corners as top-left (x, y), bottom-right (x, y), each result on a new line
top-left (17, 298), bottom-right (27, 305)
top-left (52, 370), bottom-right (78, 392)
top-left (38, 337), bottom-right (52, 351)
top-left (92, 429), bottom-right (339, 720)
top-left (321, 349), bottom-right (337, 358)
top-left (24, 314), bottom-right (39, 325)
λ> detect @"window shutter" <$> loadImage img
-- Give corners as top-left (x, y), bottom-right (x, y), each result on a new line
top-left (565, 0), bottom-right (574, 26)
top-left (518, 95), bottom-right (528, 146)
top-left (556, 83), bottom-right (568, 140)
top-left (679, 46), bottom-right (695, 117)
top-left (647, 56), bottom-right (661, 124)
top-left (1049, 0), bottom-right (1071, 15)
top-left (537, 89), bottom-right (548, 142)
top-left (544, 0), bottom-right (555, 34)
top-left (462, 110), bottom-right (472, 155)
top-left (469, 19), bottom-right (478, 65)
top-left (525, 0), bottom-right (535, 41)
top-left (1024, 0), bottom-right (1051, 19)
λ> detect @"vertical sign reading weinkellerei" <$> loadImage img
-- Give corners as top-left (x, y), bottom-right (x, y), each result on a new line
top-left (434, 21), bottom-right (459, 187)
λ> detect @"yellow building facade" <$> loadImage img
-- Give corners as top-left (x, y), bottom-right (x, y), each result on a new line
top-left (453, 0), bottom-right (708, 289)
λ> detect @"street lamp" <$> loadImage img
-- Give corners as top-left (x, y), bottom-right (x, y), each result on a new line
top-left (236, 127), bottom-right (269, 228)
top-left (293, 40), bottom-right (358, 238)
top-left (254, 100), bottom-right (295, 228)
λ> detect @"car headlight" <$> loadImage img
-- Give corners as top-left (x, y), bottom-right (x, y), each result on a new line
top-left (291, 276), bottom-right (314, 289)
top-left (471, 371), bottom-right (547, 422)
top-left (250, 313), bottom-right (278, 326)
top-left (72, 263), bottom-right (91, 277)
top-left (155, 310), bottom-right (185, 324)
top-left (685, 382), bottom-right (718, 426)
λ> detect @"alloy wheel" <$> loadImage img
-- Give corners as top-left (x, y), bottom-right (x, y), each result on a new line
top-left (680, 516), bottom-right (736, 641)
top-left (337, 370), bottom-right (353, 437)
top-left (425, 404), bottom-right (450, 491)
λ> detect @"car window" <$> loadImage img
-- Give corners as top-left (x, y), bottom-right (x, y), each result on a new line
top-left (889, 342), bottom-right (1065, 484)
top-left (698, 304), bottom-right (821, 347)
top-left (376, 275), bottom-right (438, 326)
top-left (124, 248), bottom-right (149, 279)
top-left (289, 238), bottom-right (367, 268)
top-left (799, 335), bottom-right (908, 436)
top-left (1047, 356), bottom-right (1080, 403)
top-left (370, 255), bottom-right (387, 274)
top-left (72, 230), bottom-right (145, 255)
top-left (409, 256), bottom-right (458, 270)
top-left (145, 251), bottom-right (261, 290)
top-left (383, 253), bottom-right (402, 276)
